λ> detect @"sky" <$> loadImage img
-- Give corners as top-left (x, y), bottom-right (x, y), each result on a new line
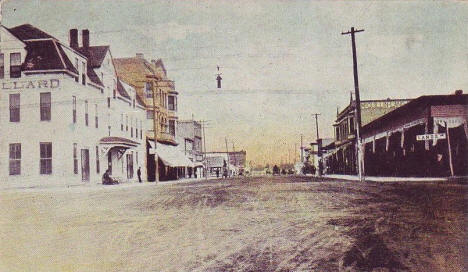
top-left (2, 0), bottom-right (467, 166)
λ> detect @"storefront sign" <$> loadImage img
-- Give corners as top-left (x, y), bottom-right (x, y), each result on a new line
top-left (2, 79), bottom-right (60, 90)
top-left (416, 133), bottom-right (446, 141)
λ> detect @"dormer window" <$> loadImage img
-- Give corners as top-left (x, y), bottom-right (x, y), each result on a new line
top-left (74, 58), bottom-right (79, 82)
top-left (10, 53), bottom-right (21, 78)
top-left (81, 61), bottom-right (86, 85)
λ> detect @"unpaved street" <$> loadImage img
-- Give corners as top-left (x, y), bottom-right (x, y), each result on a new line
top-left (0, 177), bottom-right (466, 272)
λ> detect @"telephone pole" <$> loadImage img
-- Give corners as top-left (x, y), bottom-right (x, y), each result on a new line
top-left (342, 27), bottom-right (365, 182)
top-left (225, 137), bottom-right (230, 177)
top-left (152, 84), bottom-right (159, 183)
top-left (312, 113), bottom-right (322, 176)
top-left (300, 134), bottom-right (304, 163)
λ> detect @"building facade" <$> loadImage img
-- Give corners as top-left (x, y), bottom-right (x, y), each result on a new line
top-left (0, 25), bottom-right (146, 185)
top-left (360, 93), bottom-right (467, 177)
top-left (323, 97), bottom-right (410, 175)
top-left (115, 55), bottom-right (192, 181)
top-left (177, 120), bottom-right (204, 178)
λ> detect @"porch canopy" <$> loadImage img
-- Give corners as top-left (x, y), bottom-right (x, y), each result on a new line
top-left (99, 136), bottom-right (140, 155)
top-left (148, 140), bottom-right (194, 167)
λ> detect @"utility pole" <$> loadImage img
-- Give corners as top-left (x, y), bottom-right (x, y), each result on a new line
top-left (201, 120), bottom-right (208, 180)
top-left (300, 134), bottom-right (304, 162)
top-left (312, 113), bottom-right (322, 176)
top-left (225, 137), bottom-right (230, 177)
top-left (342, 27), bottom-right (365, 182)
top-left (152, 84), bottom-right (159, 183)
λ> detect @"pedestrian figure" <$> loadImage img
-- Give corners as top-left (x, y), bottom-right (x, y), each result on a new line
top-left (216, 169), bottom-right (220, 178)
top-left (102, 169), bottom-right (118, 185)
top-left (137, 167), bottom-right (142, 183)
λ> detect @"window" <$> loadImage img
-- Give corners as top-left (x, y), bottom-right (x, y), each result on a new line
top-left (96, 146), bottom-right (100, 174)
top-left (131, 118), bottom-right (133, 137)
top-left (113, 89), bottom-right (116, 99)
top-left (84, 100), bottom-right (89, 126)
top-left (140, 121), bottom-right (143, 139)
top-left (107, 97), bottom-right (110, 108)
top-left (73, 143), bottom-right (78, 174)
top-left (135, 119), bottom-right (138, 139)
top-left (349, 117), bottom-right (355, 134)
top-left (74, 58), bottom-right (79, 82)
top-left (168, 95), bottom-right (177, 111)
top-left (72, 96), bottom-right (77, 123)
top-left (0, 53), bottom-right (4, 79)
top-left (40, 92), bottom-right (51, 121)
top-left (169, 120), bottom-right (175, 136)
top-left (145, 82), bottom-right (152, 98)
top-left (9, 143), bottom-right (21, 175)
top-left (95, 104), bottom-right (98, 128)
top-left (9, 94), bottom-right (20, 122)
top-left (146, 110), bottom-right (154, 119)
top-left (81, 61), bottom-right (86, 85)
top-left (10, 53), bottom-right (21, 78)
top-left (133, 99), bottom-right (135, 108)
top-left (126, 115), bottom-right (128, 131)
top-left (40, 142), bottom-right (52, 174)
top-left (120, 114), bottom-right (124, 131)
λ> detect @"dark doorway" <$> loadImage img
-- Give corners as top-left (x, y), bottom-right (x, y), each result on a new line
top-left (81, 149), bottom-right (90, 181)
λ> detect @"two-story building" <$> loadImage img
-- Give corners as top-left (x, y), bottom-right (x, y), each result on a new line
top-left (0, 24), bottom-right (146, 186)
top-left (177, 119), bottom-right (204, 178)
top-left (323, 96), bottom-right (410, 175)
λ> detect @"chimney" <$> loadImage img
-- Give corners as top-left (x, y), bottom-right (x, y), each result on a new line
top-left (136, 53), bottom-right (144, 59)
top-left (69, 29), bottom-right (78, 49)
top-left (82, 29), bottom-right (90, 48)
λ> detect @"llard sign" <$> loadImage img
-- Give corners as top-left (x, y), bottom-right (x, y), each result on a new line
top-left (416, 133), bottom-right (446, 141)
top-left (2, 79), bottom-right (60, 90)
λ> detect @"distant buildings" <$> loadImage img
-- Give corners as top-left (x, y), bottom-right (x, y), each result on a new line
top-left (177, 119), bottom-right (204, 178)
top-left (205, 151), bottom-right (247, 177)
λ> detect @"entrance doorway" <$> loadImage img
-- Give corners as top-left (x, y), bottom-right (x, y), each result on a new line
top-left (127, 153), bottom-right (134, 179)
top-left (81, 149), bottom-right (90, 181)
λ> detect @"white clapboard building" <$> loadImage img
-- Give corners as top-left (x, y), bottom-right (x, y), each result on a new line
top-left (0, 24), bottom-right (147, 185)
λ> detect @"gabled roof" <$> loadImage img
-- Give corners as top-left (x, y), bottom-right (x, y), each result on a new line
top-left (87, 68), bottom-right (104, 87)
top-left (9, 24), bottom-right (56, 40)
top-left (22, 40), bottom-right (78, 74)
top-left (114, 57), bottom-right (161, 80)
top-left (116, 79), bottom-right (131, 100)
top-left (77, 46), bottom-right (109, 68)
top-left (135, 93), bottom-right (146, 107)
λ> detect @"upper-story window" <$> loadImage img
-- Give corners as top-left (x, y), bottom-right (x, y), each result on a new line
top-left (10, 53), bottom-right (21, 78)
top-left (84, 100), bottom-right (89, 126)
top-left (81, 61), bottom-right (86, 85)
top-left (9, 94), bottom-right (20, 122)
top-left (74, 58), bottom-right (79, 82)
top-left (0, 53), bottom-right (4, 79)
top-left (146, 110), bottom-right (154, 120)
top-left (145, 82), bottom-right (153, 98)
top-left (168, 95), bottom-right (177, 111)
top-left (72, 96), bottom-right (77, 123)
top-left (40, 92), bottom-right (51, 121)
top-left (169, 120), bottom-right (175, 136)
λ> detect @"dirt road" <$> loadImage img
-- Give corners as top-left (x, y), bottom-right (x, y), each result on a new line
top-left (0, 176), bottom-right (466, 271)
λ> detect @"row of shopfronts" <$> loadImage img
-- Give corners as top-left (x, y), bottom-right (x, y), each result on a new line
top-left (321, 93), bottom-right (468, 178)
top-left (0, 23), bottom-right (204, 185)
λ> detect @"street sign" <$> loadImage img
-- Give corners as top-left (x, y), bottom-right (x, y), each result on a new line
top-left (416, 133), bottom-right (446, 141)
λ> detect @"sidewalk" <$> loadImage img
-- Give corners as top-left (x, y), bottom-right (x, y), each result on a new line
top-left (322, 174), bottom-right (448, 183)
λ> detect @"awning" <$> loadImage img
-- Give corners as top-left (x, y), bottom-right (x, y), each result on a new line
top-left (148, 140), bottom-right (194, 167)
top-left (100, 136), bottom-right (140, 156)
